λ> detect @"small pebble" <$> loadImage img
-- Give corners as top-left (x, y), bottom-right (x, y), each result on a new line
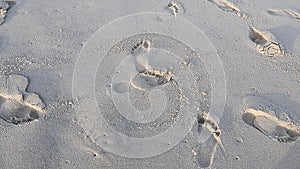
top-left (192, 149), bottom-right (197, 156)
top-left (236, 138), bottom-right (243, 143)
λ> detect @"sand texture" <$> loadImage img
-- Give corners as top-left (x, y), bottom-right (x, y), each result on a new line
top-left (0, 0), bottom-right (300, 169)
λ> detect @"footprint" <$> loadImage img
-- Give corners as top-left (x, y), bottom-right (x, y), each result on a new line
top-left (193, 134), bottom-right (218, 168)
top-left (131, 40), bottom-right (151, 55)
top-left (248, 26), bottom-right (284, 57)
top-left (0, 74), bottom-right (45, 125)
top-left (128, 67), bottom-right (177, 93)
top-left (192, 112), bottom-right (225, 168)
top-left (0, 98), bottom-right (41, 124)
top-left (242, 95), bottom-right (300, 143)
top-left (268, 9), bottom-right (300, 20)
top-left (139, 67), bottom-right (176, 87)
top-left (167, 1), bottom-right (180, 16)
top-left (207, 0), bottom-right (243, 17)
top-left (131, 39), bottom-right (152, 73)
top-left (130, 39), bottom-right (177, 91)
top-left (0, 1), bottom-right (9, 25)
top-left (0, 1), bottom-right (15, 25)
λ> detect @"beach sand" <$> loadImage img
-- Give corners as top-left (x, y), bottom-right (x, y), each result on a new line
top-left (0, 0), bottom-right (300, 168)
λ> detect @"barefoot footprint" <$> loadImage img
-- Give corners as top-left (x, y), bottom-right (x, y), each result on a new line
top-left (167, 1), bottom-right (180, 16)
top-left (207, 0), bottom-right (242, 17)
top-left (192, 112), bottom-right (225, 168)
top-left (267, 9), bottom-right (300, 20)
top-left (242, 95), bottom-right (300, 143)
top-left (138, 67), bottom-right (176, 87)
top-left (111, 39), bottom-right (183, 123)
top-left (0, 1), bottom-right (16, 25)
top-left (129, 39), bottom-right (178, 91)
top-left (0, 74), bottom-right (45, 125)
top-left (192, 134), bottom-right (218, 168)
top-left (248, 26), bottom-right (284, 57)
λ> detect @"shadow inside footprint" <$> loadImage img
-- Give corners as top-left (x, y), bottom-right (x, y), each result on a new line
top-left (0, 97), bottom-right (40, 124)
top-left (0, 97), bottom-right (41, 125)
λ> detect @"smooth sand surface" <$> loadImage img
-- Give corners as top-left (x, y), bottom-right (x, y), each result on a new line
top-left (0, 0), bottom-right (300, 168)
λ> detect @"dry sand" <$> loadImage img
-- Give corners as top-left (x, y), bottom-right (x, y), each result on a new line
top-left (0, 0), bottom-right (300, 168)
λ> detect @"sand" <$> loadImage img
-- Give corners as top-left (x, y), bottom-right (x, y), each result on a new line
top-left (0, 0), bottom-right (300, 168)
